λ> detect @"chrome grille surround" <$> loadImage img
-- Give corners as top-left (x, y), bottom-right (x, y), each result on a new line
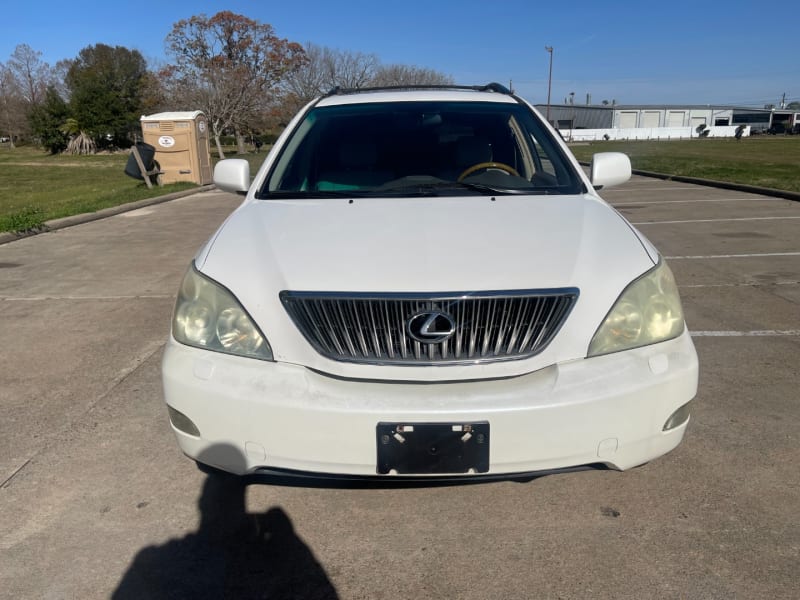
top-left (280, 289), bottom-right (579, 365)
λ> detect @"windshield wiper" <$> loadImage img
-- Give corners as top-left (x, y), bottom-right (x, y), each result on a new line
top-left (447, 181), bottom-right (531, 195)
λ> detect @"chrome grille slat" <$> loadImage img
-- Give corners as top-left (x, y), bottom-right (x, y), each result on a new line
top-left (301, 300), bottom-right (332, 355)
top-left (396, 302), bottom-right (408, 358)
top-left (281, 289), bottom-right (578, 365)
top-left (495, 298), bottom-right (512, 356)
top-left (468, 300), bottom-right (479, 358)
top-left (335, 301), bottom-right (356, 357)
top-left (453, 303), bottom-right (464, 359)
top-left (382, 301), bottom-right (393, 359)
top-left (519, 296), bottom-right (545, 352)
top-left (316, 300), bottom-right (344, 356)
top-left (366, 302), bottom-right (381, 358)
top-left (481, 298), bottom-right (495, 357)
top-left (351, 300), bottom-right (369, 357)
top-left (532, 298), bottom-right (560, 350)
top-left (506, 297), bottom-right (528, 355)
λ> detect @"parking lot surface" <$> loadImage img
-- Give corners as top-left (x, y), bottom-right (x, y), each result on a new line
top-left (1, 179), bottom-right (798, 599)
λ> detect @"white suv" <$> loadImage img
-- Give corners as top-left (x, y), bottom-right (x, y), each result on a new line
top-left (161, 84), bottom-right (698, 479)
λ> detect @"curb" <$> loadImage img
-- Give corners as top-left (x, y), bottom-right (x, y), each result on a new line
top-left (630, 169), bottom-right (800, 202)
top-left (578, 161), bottom-right (800, 202)
top-left (0, 184), bottom-right (216, 246)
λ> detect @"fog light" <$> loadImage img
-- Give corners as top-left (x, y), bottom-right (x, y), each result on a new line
top-left (167, 406), bottom-right (201, 437)
top-left (663, 402), bottom-right (691, 431)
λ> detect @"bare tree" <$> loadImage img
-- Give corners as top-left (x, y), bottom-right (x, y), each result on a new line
top-left (51, 59), bottom-right (73, 102)
top-left (327, 47), bottom-right (380, 89)
top-left (164, 11), bottom-right (306, 157)
top-left (1, 44), bottom-right (55, 145)
top-left (241, 41), bottom-right (455, 138)
top-left (286, 44), bottom-right (380, 97)
top-left (7, 44), bottom-right (51, 105)
top-left (286, 44), bottom-right (452, 99)
top-left (277, 43), bottom-right (459, 127)
top-left (277, 44), bottom-right (381, 122)
top-left (0, 66), bottom-right (25, 147)
top-left (370, 64), bottom-right (454, 87)
top-left (282, 44), bottom-right (331, 104)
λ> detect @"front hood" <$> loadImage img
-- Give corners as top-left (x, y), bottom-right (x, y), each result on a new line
top-left (200, 195), bottom-right (648, 290)
top-left (198, 194), bottom-right (655, 380)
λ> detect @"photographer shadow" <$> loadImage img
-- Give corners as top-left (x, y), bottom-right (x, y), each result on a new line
top-left (113, 444), bottom-right (338, 599)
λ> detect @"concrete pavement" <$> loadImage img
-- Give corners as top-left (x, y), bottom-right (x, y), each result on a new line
top-left (1, 181), bottom-right (798, 599)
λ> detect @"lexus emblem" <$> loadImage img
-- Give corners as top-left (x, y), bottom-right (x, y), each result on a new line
top-left (407, 310), bottom-right (456, 344)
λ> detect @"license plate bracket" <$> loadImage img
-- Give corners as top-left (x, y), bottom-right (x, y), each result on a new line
top-left (376, 422), bottom-right (490, 475)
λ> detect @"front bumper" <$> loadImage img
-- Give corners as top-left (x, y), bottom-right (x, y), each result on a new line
top-left (161, 331), bottom-right (698, 477)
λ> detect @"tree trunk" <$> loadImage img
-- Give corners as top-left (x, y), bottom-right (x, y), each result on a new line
top-left (236, 130), bottom-right (247, 155)
top-left (214, 134), bottom-right (226, 160)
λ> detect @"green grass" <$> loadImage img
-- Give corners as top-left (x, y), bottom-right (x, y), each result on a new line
top-left (0, 146), bottom-right (198, 233)
top-left (0, 144), bottom-right (271, 234)
top-left (224, 147), bottom-right (271, 174)
top-left (569, 136), bottom-right (800, 193)
top-left (1, 206), bottom-right (46, 233)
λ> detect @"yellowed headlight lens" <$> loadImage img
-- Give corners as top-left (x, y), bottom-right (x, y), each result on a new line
top-left (588, 260), bottom-right (685, 357)
top-left (171, 263), bottom-right (273, 361)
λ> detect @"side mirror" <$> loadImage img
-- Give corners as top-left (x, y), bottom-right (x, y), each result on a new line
top-left (213, 159), bottom-right (250, 194)
top-left (590, 152), bottom-right (631, 189)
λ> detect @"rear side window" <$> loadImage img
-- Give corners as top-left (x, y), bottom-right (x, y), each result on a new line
top-left (260, 101), bottom-right (581, 197)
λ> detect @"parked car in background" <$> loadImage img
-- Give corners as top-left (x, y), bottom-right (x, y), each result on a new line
top-left (161, 83), bottom-right (698, 480)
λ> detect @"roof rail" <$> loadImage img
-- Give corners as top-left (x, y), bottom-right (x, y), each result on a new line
top-left (480, 82), bottom-right (513, 94)
top-left (322, 83), bottom-right (513, 97)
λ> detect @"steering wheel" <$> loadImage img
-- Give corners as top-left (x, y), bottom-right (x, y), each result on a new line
top-left (458, 162), bottom-right (520, 181)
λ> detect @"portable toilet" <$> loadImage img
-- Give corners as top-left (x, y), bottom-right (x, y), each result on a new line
top-left (139, 111), bottom-right (212, 185)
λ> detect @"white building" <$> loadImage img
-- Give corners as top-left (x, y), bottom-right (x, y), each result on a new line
top-left (536, 104), bottom-right (774, 132)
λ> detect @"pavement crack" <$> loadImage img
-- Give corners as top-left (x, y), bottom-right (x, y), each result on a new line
top-left (82, 340), bottom-right (166, 417)
top-left (0, 340), bottom-right (166, 489)
top-left (1, 458), bottom-right (32, 489)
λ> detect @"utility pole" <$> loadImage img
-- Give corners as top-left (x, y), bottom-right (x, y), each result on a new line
top-left (545, 46), bottom-right (553, 123)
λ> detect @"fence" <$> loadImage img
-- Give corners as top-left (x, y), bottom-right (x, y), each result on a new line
top-left (561, 125), bottom-right (750, 142)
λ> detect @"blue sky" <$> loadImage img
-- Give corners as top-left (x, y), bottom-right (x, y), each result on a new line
top-left (3, 0), bottom-right (797, 107)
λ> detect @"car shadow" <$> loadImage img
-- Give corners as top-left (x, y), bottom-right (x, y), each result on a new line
top-left (113, 445), bottom-right (339, 600)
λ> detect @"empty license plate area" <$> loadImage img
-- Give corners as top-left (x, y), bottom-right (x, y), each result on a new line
top-left (376, 422), bottom-right (490, 475)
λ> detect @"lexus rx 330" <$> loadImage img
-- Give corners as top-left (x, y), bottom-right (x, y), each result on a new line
top-left (161, 83), bottom-right (698, 479)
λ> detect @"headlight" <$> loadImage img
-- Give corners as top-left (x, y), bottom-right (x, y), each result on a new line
top-left (588, 259), bottom-right (685, 357)
top-left (172, 262), bottom-right (273, 361)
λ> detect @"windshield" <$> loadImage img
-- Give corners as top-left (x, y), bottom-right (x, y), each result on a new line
top-left (259, 100), bottom-right (582, 198)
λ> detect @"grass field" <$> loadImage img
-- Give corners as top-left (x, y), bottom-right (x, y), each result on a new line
top-left (0, 145), bottom-right (272, 233)
top-left (568, 136), bottom-right (800, 193)
top-left (2, 136), bottom-right (798, 233)
top-left (0, 146), bottom-right (200, 232)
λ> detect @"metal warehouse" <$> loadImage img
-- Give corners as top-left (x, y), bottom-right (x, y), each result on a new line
top-left (535, 104), bottom-right (777, 133)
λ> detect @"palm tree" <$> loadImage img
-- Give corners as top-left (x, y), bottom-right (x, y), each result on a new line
top-left (61, 117), bottom-right (95, 155)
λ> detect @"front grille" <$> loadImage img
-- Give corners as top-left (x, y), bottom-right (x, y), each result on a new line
top-left (280, 289), bottom-right (578, 365)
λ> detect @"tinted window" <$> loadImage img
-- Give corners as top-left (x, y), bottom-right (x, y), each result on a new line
top-left (260, 101), bottom-right (581, 198)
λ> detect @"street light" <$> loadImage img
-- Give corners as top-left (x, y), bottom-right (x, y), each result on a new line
top-left (545, 46), bottom-right (554, 123)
